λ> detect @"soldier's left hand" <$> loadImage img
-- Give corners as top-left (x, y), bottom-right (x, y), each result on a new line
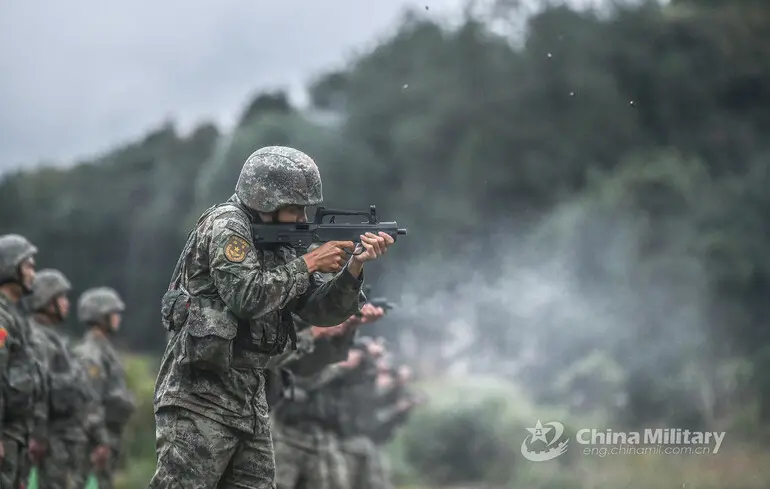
top-left (352, 232), bottom-right (394, 263)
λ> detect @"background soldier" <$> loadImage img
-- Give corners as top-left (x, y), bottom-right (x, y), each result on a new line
top-left (367, 363), bottom-right (423, 489)
top-left (336, 337), bottom-right (388, 489)
top-left (0, 234), bottom-right (46, 489)
top-left (272, 305), bottom-right (384, 489)
top-left (25, 269), bottom-right (109, 489)
top-left (72, 287), bottom-right (136, 489)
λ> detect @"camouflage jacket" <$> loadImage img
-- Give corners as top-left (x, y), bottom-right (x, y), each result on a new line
top-left (154, 195), bottom-right (364, 434)
top-left (28, 318), bottom-right (107, 444)
top-left (72, 330), bottom-right (135, 448)
top-left (0, 292), bottom-right (47, 443)
top-left (272, 356), bottom-right (368, 434)
top-left (333, 358), bottom-right (380, 438)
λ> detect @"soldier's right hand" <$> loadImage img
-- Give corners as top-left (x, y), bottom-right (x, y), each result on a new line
top-left (303, 241), bottom-right (355, 273)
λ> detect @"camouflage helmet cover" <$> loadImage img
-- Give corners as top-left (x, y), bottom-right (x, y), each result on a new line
top-left (235, 146), bottom-right (323, 213)
top-left (0, 234), bottom-right (37, 283)
top-left (78, 286), bottom-right (125, 324)
top-left (27, 269), bottom-right (72, 311)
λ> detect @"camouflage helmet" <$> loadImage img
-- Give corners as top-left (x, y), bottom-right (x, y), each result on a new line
top-left (27, 269), bottom-right (72, 311)
top-left (0, 234), bottom-right (37, 284)
top-left (235, 146), bottom-right (323, 213)
top-left (77, 287), bottom-right (125, 324)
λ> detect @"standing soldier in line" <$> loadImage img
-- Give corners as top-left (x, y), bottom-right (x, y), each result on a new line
top-left (272, 305), bottom-right (385, 489)
top-left (148, 146), bottom-right (396, 489)
top-left (336, 337), bottom-right (388, 489)
top-left (72, 287), bottom-right (136, 489)
top-left (0, 234), bottom-right (48, 489)
top-left (25, 270), bottom-right (112, 489)
top-left (366, 364), bottom-right (423, 489)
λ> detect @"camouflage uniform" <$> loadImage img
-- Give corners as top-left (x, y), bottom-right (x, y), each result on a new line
top-left (0, 234), bottom-right (47, 489)
top-left (72, 287), bottom-right (136, 489)
top-left (149, 146), bottom-right (365, 489)
top-left (272, 318), bottom-right (358, 489)
top-left (26, 270), bottom-right (109, 489)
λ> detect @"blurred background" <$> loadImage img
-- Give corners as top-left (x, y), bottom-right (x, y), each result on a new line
top-left (3, 0), bottom-right (770, 487)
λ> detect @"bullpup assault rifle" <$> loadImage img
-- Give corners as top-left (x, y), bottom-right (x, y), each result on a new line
top-left (251, 205), bottom-right (407, 253)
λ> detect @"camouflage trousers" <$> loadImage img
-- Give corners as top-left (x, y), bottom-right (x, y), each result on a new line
top-left (273, 421), bottom-right (349, 489)
top-left (38, 438), bottom-right (89, 489)
top-left (148, 406), bottom-right (276, 489)
top-left (0, 438), bottom-right (25, 489)
top-left (341, 436), bottom-right (392, 489)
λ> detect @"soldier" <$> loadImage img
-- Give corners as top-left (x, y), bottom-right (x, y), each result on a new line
top-left (148, 145), bottom-right (395, 489)
top-left (366, 364), bottom-right (422, 489)
top-left (0, 234), bottom-right (46, 489)
top-left (26, 270), bottom-right (112, 489)
top-left (72, 287), bottom-right (136, 489)
top-left (272, 304), bottom-right (385, 489)
top-left (336, 338), bottom-right (388, 489)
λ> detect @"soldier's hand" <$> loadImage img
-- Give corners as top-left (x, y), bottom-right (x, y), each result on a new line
top-left (310, 323), bottom-right (347, 339)
top-left (358, 304), bottom-right (385, 324)
top-left (351, 232), bottom-right (394, 264)
top-left (91, 444), bottom-right (111, 470)
top-left (303, 241), bottom-right (355, 273)
top-left (28, 438), bottom-right (46, 462)
top-left (339, 349), bottom-right (365, 369)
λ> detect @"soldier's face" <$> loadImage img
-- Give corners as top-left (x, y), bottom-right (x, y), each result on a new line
top-left (398, 365), bottom-right (412, 383)
top-left (56, 295), bottom-right (70, 319)
top-left (276, 205), bottom-right (307, 223)
top-left (376, 372), bottom-right (395, 390)
top-left (19, 258), bottom-right (35, 289)
top-left (109, 312), bottom-right (122, 331)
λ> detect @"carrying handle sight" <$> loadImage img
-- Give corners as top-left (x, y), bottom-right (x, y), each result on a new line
top-left (316, 206), bottom-right (406, 256)
top-left (314, 205), bottom-right (378, 224)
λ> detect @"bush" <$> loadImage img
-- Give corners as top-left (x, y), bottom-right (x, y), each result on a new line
top-left (115, 354), bottom-right (158, 489)
top-left (390, 376), bottom-right (563, 487)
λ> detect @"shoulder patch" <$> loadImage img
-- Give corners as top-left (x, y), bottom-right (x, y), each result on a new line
top-left (224, 235), bottom-right (251, 263)
top-left (0, 327), bottom-right (7, 348)
top-left (88, 364), bottom-right (101, 378)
